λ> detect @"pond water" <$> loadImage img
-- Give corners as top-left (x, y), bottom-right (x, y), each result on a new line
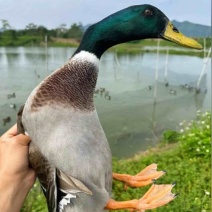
top-left (0, 47), bottom-right (211, 158)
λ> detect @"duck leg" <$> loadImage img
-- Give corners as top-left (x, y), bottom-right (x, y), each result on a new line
top-left (113, 164), bottom-right (165, 188)
top-left (105, 183), bottom-right (176, 211)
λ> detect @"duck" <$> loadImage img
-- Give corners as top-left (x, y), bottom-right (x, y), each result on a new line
top-left (3, 116), bottom-right (11, 126)
top-left (165, 81), bottom-right (169, 87)
top-left (148, 85), bottom-right (152, 90)
top-left (9, 103), bottom-right (17, 109)
top-left (7, 92), bottom-right (16, 99)
top-left (17, 4), bottom-right (202, 212)
top-left (169, 89), bottom-right (177, 95)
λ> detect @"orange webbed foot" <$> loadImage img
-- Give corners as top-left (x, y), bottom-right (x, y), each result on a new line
top-left (105, 183), bottom-right (177, 211)
top-left (135, 183), bottom-right (177, 211)
top-left (113, 163), bottom-right (166, 188)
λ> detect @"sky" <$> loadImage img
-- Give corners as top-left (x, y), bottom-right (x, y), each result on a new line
top-left (0, 0), bottom-right (211, 29)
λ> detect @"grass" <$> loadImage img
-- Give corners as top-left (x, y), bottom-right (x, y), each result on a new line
top-left (111, 38), bottom-right (209, 58)
top-left (0, 35), bottom-right (43, 46)
top-left (21, 111), bottom-right (211, 212)
top-left (47, 41), bottom-right (78, 47)
top-left (0, 35), bottom-right (210, 57)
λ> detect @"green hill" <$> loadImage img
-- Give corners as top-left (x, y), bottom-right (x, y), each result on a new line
top-left (172, 20), bottom-right (211, 37)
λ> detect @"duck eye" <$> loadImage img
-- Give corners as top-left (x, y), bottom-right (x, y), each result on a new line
top-left (144, 9), bottom-right (153, 16)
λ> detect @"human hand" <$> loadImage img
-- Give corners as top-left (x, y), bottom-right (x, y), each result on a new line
top-left (0, 124), bottom-right (36, 212)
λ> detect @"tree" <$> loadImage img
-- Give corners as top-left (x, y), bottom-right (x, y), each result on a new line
top-left (25, 23), bottom-right (38, 36)
top-left (2, 29), bottom-right (17, 40)
top-left (37, 25), bottom-right (48, 36)
top-left (56, 23), bottom-right (68, 37)
top-left (1, 19), bottom-right (11, 30)
top-left (0, 20), bottom-right (15, 41)
top-left (66, 23), bottom-right (83, 39)
top-left (25, 23), bottom-right (37, 30)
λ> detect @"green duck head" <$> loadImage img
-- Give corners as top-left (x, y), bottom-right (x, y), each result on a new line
top-left (74, 4), bottom-right (202, 58)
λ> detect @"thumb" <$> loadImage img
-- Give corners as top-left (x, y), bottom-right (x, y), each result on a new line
top-left (15, 133), bottom-right (31, 146)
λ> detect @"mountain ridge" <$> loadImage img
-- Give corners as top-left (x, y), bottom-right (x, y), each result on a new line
top-left (172, 20), bottom-right (211, 37)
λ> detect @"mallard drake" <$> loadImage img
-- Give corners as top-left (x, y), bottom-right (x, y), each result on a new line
top-left (17, 4), bottom-right (202, 212)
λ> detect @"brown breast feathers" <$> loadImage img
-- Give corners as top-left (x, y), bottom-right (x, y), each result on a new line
top-left (31, 60), bottom-right (98, 111)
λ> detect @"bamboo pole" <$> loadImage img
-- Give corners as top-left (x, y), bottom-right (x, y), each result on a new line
top-left (196, 47), bottom-right (211, 90)
top-left (164, 48), bottom-right (169, 83)
top-left (45, 35), bottom-right (48, 76)
top-left (137, 52), bottom-right (143, 83)
top-left (203, 38), bottom-right (206, 58)
top-left (153, 39), bottom-right (160, 105)
top-left (114, 50), bottom-right (120, 67)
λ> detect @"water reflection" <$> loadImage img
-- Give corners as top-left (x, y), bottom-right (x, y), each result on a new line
top-left (0, 47), bottom-right (211, 158)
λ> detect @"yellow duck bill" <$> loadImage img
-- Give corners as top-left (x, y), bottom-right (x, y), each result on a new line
top-left (162, 21), bottom-right (203, 50)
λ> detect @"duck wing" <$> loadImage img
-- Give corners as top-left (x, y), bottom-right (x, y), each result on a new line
top-left (29, 142), bottom-right (57, 212)
top-left (17, 105), bottom-right (57, 211)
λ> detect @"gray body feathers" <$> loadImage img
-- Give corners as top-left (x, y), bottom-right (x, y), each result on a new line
top-left (20, 52), bottom-right (112, 212)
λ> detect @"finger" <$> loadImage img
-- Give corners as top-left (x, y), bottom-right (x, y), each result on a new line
top-left (1, 124), bottom-right (18, 139)
top-left (15, 133), bottom-right (31, 146)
